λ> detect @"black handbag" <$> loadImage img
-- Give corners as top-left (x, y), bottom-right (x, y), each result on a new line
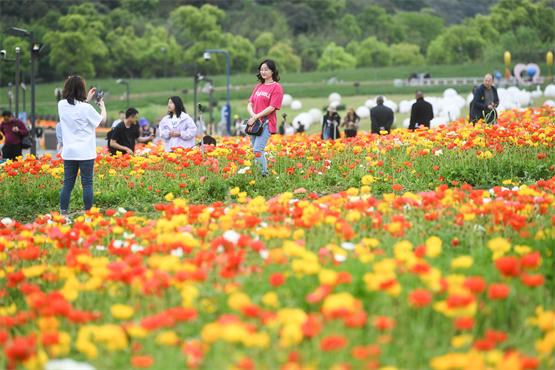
top-left (244, 118), bottom-right (266, 136)
top-left (21, 135), bottom-right (33, 149)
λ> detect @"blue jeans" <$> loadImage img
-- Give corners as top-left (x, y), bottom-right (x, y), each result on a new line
top-left (60, 159), bottom-right (95, 212)
top-left (250, 124), bottom-right (271, 175)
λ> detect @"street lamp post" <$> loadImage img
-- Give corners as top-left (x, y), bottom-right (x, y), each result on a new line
top-left (193, 72), bottom-right (204, 125)
top-left (7, 83), bottom-right (13, 112)
top-left (21, 82), bottom-right (27, 113)
top-left (14, 47), bottom-right (20, 118)
top-left (117, 79), bottom-right (130, 107)
top-left (203, 49), bottom-right (231, 135)
top-left (5, 27), bottom-right (42, 156)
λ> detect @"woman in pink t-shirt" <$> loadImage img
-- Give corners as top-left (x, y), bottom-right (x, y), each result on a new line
top-left (247, 59), bottom-right (284, 176)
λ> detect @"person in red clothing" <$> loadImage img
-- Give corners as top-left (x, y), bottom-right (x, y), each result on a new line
top-left (246, 59), bottom-right (284, 176)
top-left (0, 110), bottom-right (29, 160)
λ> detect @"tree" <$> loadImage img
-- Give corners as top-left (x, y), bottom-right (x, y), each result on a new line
top-left (223, 4), bottom-right (290, 42)
top-left (295, 35), bottom-right (326, 71)
top-left (356, 5), bottom-right (405, 44)
top-left (44, 13), bottom-right (108, 77)
top-left (254, 33), bottom-right (275, 59)
top-left (267, 42), bottom-right (301, 73)
top-left (490, 0), bottom-right (555, 43)
top-left (169, 4), bottom-right (225, 46)
top-left (337, 14), bottom-right (362, 41)
top-left (426, 25), bottom-right (487, 64)
top-left (120, 0), bottom-right (159, 16)
top-left (348, 37), bottom-right (391, 67)
top-left (392, 11), bottom-right (444, 53)
top-left (317, 42), bottom-right (356, 71)
top-left (390, 43), bottom-right (425, 65)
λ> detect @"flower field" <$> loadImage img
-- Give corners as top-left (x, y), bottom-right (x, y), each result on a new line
top-left (1, 107), bottom-right (555, 369)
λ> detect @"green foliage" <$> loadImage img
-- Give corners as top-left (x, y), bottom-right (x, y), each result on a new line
top-left (390, 43), bottom-right (425, 66)
top-left (317, 43), bottom-right (357, 71)
top-left (356, 5), bottom-right (406, 44)
top-left (490, 0), bottom-right (555, 43)
top-left (426, 25), bottom-right (487, 64)
top-left (267, 42), bottom-right (301, 73)
top-left (392, 11), bottom-right (444, 52)
top-left (348, 37), bottom-right (391, 67)
top-left (254, 33), bottom-right (275, 59)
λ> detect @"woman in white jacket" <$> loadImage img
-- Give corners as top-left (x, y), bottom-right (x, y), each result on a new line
top-left (159, 96), bottom-right (197, 152)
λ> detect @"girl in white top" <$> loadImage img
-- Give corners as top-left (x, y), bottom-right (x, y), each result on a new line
top-left (58, 76), bottom-right (107, 214)
top-left (158, 96), bottom-right (197, 152)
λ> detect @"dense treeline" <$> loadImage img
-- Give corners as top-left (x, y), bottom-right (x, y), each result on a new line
top-left (0, 0), bottom-right (553, 83)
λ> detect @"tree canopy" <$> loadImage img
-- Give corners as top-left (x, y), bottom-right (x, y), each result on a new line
top-left (0, 0), bottom-right (552, 83)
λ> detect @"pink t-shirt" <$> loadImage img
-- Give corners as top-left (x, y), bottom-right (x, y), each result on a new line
top-left (249, 82), bottom-right (284, 133)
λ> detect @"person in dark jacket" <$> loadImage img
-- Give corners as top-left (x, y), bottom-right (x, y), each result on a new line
top-left (409, 91), bottom-right (434, 130)
top-left (470, 74), bottom-right (499, 124)
top-left (322, 105), bottom-right (341, 140)
top-left (370, 96), bottom-right (394, 134)
top-left (0, 110), bottom-right (29, 160)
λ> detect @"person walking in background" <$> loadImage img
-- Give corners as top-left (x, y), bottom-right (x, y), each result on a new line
top-left (0, 110), bottom-right (28, 161)
top-left (247, 59), bottom-right (284, 176)
top-left (159, 96), bottom-right (197, 152)
top-left (322, 105), bottom-right (340, 140)
top-left (342, 107), bottom-right (360, 138)
top-left (409, 91), bottom-right (434, 130)
top-left (370, 96), bottom-right (394, 134)
top-left (55, 121), bottom-right (63, 153)
top-left (58, 75), bottom-right (107, 215)
top-left (111, 110), bottom-right (125, 128)
top-left (470, 73), bottom-right (499, 124)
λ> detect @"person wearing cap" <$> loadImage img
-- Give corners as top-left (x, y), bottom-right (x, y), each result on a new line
top-left (370, 96), bottom-right (394, 134)
top-left (409, 91), bottom-right (434, 130)
top-left (0, 110), bottom-right (29, 160)
top-left (138, 117), bottom-right (155, 142)
top-left (322, 105), bottom-right (341, 140)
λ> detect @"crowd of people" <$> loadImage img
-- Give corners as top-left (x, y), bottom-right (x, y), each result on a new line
top-left (0, 65), bottom-right (501, 215)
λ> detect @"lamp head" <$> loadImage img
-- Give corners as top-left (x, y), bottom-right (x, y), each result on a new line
top-left (203, 52), bottom-right (211, 61)
top-left (0, 50), bottom-right (6, 60)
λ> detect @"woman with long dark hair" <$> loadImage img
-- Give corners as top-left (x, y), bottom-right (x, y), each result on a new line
top-left (58, 75), bottom-right (107, 215)
top-left (159, 96), bottom-right (197, 151)
top-left (246, 59), bottom-right (284, 176)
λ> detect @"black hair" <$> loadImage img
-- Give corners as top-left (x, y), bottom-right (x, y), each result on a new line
top-left (256, 59), bottom-right (280, 83)
top-left (168, 96), bottom-right (186, 118)
top-left (125, 107), bottom-right (139, 118)
top-left (62, 75), bottom-right (87, 105)
top-left (2, 110), bottom-right (12, 118)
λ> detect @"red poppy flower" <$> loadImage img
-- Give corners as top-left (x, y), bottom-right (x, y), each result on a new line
top-left (454, 317), bottom-right (474, 330)
top-left (487, 283), bottom-right (510, 300)
top-left (464, 276), bottom-right (486, 294)
top-left (269, 272), bottom-right (285, 287)
top-left (520, 252), bottom-right (541, 269)
top-left (131, 355), bottom-right (154, 368)
top-left (495, 256), bottom-right (520, 277)
top-left (408, 289), bottom-right (433, 308)
top-left (520, 273), bottom-right (545, 287)
top-left (320, 335), bottom-right (347, 351)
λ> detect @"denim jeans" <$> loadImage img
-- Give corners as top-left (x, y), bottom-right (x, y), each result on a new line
top-left (249, 124), bottom-right (271, 175)
top-left (60, 159), bottom-right (95, 212)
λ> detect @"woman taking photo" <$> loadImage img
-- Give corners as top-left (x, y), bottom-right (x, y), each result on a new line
top-left (58, 76), bottom-right (107, 215)
top-left (159, 96), bottom-right (197, 152)
top-left (342, 107), bottom-right (360, 138)
top-left (246, 59), bottom-right (284, 176)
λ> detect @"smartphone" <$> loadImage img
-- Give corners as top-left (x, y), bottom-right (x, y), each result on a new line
top-left (95, 90), bottom-right (104, 103)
